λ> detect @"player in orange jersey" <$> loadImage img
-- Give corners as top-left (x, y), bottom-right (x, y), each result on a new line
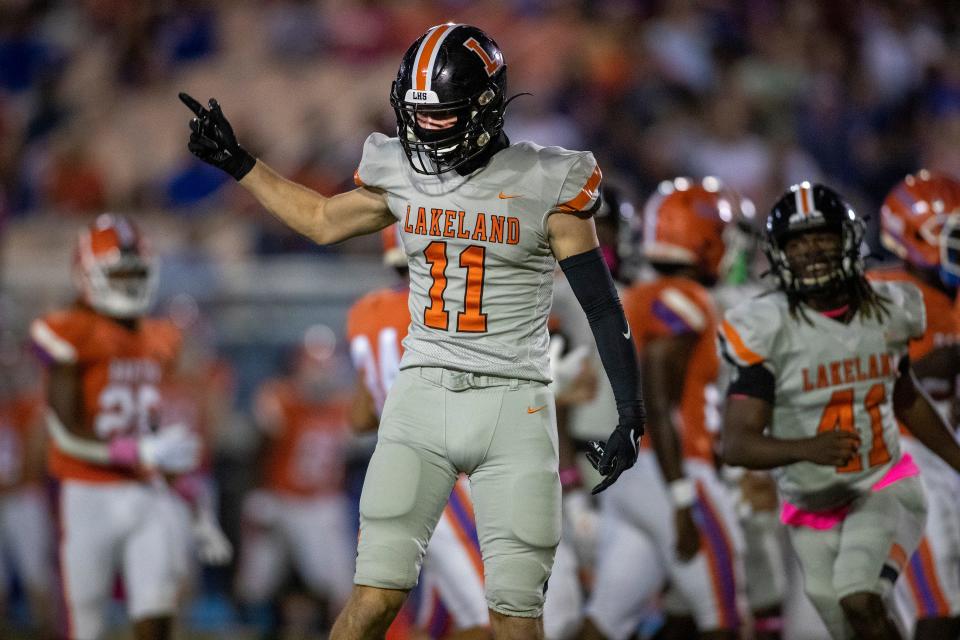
top-left (0, 337), bottom-right (53, 637)
top-left (30, 214), bottom-right (202, 640)
top-left (584, 178), bottom-right (746, 640)
top-left (236, 326), bottom-right (354, 629)
top-left (347, 228), bottom-right (490, 640)
top-left (873, 170), bottom-right (960, 639)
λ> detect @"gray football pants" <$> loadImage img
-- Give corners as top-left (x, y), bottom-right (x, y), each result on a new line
top-left (354, 366), bottom-right (562, 617)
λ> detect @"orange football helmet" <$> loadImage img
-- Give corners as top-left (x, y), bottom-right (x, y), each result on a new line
top-left (73, 214), bottom-right (157, 318)
top-left (381, 224), bottom-right (407, 268)
top-left (880, 170), bottom-right (960, 280)
top-left (642, 177), bottom-right (751, 282)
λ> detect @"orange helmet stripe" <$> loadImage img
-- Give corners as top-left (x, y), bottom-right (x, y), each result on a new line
top-left (795, 184), bottom-right (814, 217)
top-left (414, 24), bottom-right (456, 92)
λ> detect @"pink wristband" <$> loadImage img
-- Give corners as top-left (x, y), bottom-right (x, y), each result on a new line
top-left (559, 466), bottom-right (583, 489)
top-left (108, 437), bottom-right (139, 467)
top-left (173, 473), bottom-right (205, 507)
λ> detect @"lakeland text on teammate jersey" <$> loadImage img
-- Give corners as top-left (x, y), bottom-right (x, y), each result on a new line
top-left (801, 351), bottom-right (896, 392)
top-left (403, 204), bottom-right (521, 245)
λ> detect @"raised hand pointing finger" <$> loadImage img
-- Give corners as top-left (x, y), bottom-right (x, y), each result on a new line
top-left (177, 92), bottom-right (255, 181)
top-left (178, 92), bottom-right (209, 119)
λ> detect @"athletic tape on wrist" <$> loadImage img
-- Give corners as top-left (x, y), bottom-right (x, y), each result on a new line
top-left (108, 437), bottom-right (139, 467)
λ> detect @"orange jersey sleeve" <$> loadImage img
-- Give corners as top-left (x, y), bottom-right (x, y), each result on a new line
top-left (31, 308), bottom-right (98, 365)
top-left (623, 278), bottom-right (713, 350)
top-left (624, 278), bottom-right (721, 462)
top-left (347, 287), bottom-right (411, 415)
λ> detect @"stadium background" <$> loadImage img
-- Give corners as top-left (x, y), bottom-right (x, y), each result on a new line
top-left (0, 0), bottom-right (958, 638)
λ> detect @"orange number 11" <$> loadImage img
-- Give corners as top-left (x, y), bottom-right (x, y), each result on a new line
top-left (423, 241), bottom-right (488, 333)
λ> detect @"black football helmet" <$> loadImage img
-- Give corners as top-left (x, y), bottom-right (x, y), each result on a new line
top-left (390, 24), bottom-right (507, 175)
top-left (763, 182), bottom-right (865, 294)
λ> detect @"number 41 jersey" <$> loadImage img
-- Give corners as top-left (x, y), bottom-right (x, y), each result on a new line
top-left (718, 281), bottom-right (925, 511)
top-left (354, 133), bottom-right (601, 383)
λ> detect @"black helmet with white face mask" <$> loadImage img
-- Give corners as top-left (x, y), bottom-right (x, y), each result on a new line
top-left (764, 182), bottom-right (865, 296)
top-left (390, 24), bottom-right (507, 175)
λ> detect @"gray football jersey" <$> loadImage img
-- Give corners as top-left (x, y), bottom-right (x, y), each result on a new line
top-left (719, 281), bottom-right (925, 510)
top-left (355, 133), bottom-right (601, 382)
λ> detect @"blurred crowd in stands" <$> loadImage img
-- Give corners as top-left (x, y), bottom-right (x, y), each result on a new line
top-left (1, 0), bottom-right (958, 248)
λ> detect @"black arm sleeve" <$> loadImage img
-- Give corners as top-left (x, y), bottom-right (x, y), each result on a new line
top-left (727, 363), bottom-right (776, 403)
top-left (559, 248), bottom-right (645, 422)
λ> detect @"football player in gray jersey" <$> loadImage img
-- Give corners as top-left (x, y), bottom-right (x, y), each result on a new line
top-left (179, 23), bottom-right (644, 640)
top-left (720, 183), bottom-right (960, 640)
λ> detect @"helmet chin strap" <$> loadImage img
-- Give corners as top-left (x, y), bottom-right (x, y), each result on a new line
top-left (455, 131), bottom-right (509, 176)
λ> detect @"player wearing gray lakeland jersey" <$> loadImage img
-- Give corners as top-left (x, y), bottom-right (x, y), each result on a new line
top-left (720, 280), bottom-right (924, 512)
top-left (180, 22), bottom-right (645, 640)
top-left (355, 132), bottom-right (601, 382)
top-left (719, 182), bottom-right (960, 640)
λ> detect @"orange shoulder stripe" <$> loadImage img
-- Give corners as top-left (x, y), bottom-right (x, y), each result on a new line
top-left (558, 165), bottom-right (602, 212)
top-left (720, 319), bottom-right (764, 366)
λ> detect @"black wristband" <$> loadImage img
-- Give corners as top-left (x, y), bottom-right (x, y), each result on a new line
top-left (226, 149), bottom-right (256, 181)
top-left (559, 248), bottom-right (645, 422)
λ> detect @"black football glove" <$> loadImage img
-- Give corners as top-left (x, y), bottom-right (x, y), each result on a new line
top-left (178, 92), bottom-right (256, 181)
top-left (586, 414), bottom-right (644, 495)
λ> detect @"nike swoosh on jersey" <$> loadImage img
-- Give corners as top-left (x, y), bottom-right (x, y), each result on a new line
top-left (527, 405), bottom-right (547, 414)
top-left (622, 324), bottom-right (631, 340)
top-left (498, 192), bottom-right (521, 199)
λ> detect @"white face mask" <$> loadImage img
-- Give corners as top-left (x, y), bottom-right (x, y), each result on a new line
top-left (782, 230), bottom-right (845, 290)
top-left (78, 257), bottom-right (158, 319)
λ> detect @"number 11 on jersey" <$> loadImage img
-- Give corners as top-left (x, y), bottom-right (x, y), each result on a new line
top-left (424, 241), bottom-right (488, 333)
